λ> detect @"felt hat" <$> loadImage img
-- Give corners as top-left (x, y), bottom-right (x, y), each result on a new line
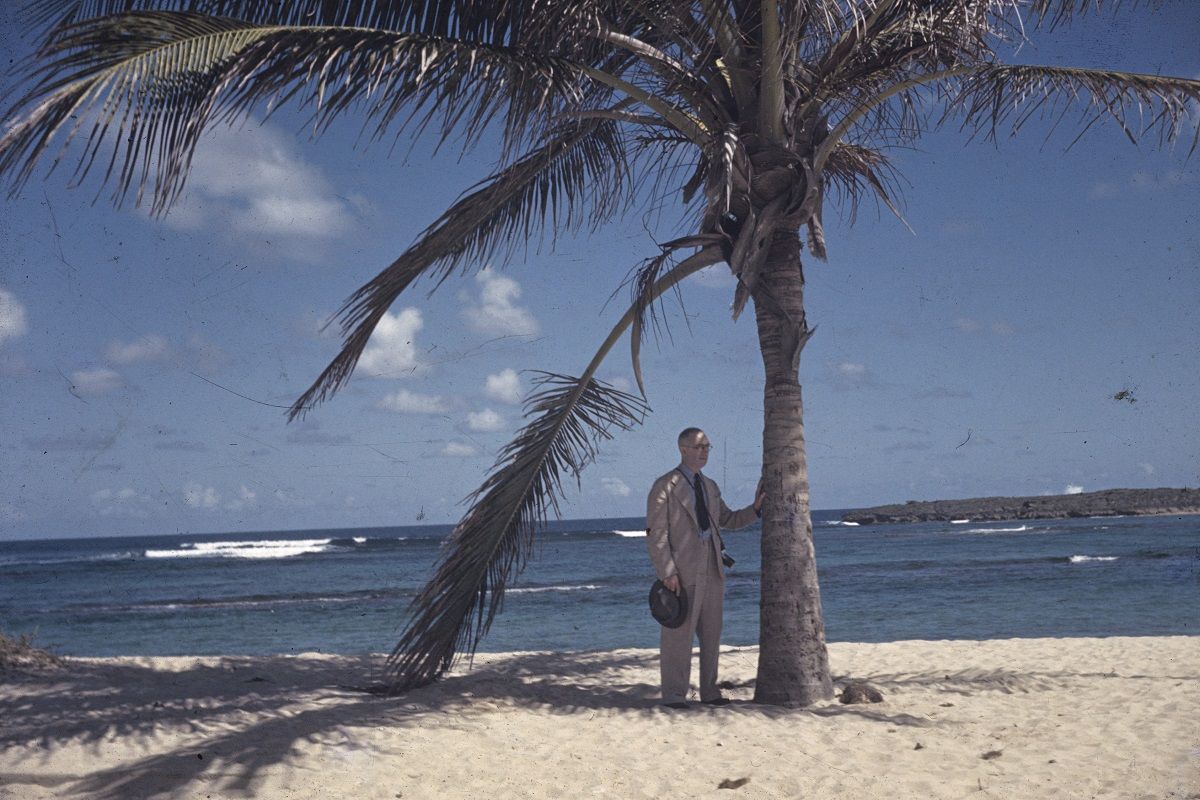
top-left (649, 579), bottom-right (688, 628)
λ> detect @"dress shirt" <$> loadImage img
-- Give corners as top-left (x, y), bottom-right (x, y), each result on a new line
top-left (676, 464), bottom-right (712, 542)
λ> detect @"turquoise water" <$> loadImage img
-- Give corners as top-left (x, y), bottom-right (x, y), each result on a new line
top-left (1, 511), bottom-right (1196, 656)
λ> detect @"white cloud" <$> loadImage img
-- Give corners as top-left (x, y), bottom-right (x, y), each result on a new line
top-left (164, 124), bottom-right (358, 248)
top-left (105, 334), bottom-right (171, 365)
top-left (0, 288), bottom-right (28, 344)
top-left (225, 485), bottom-right (258, 511)
top-left (484, 368), bottom-right (523, 404)
top-left (1064, 484), bottom-right (1084, 495)
top-left (601, 477), bottom-right (632, 497)
top-left (72, 367), bottom-right (123, 396)
top-left (442, 441), bottom-right (478, 457)
top-left (91, 486), bottom-right (154, 517)
top-left (183, 482), bottom-right (221, 509)
top-left (1094, 170), bottom-right (1194, 199)
top-left (463, 268), bottom-right (539, 336)
top-left (954, 317), bottom-right (981, 333)
top-left (467, 408), bottom-right (505, 432)
top-left (838, 362), bottom-right (866, 378)
top-left (1138, 462), bottom-right (1155, 476)
top-left (378, 389), bottom-right (448, 414)
top-left (603, 375), bottom-right (633, 394)
top-left (358, 308), bottom-right (426, 378)
top-left (832, 361), bottom-right (873, 390)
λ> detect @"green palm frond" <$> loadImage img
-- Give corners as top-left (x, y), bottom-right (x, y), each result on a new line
top-left (385, 371), bottom-right (649, 691)
top-left (288, 116), bottom-right (629, 419)
top-left (946, 64), bottom-right (1200, 152)
top-left (1, 10), bottom-right (588, 210)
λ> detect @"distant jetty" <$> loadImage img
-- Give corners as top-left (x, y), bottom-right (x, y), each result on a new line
top-left (841, 487), bottom-right (1200, 526)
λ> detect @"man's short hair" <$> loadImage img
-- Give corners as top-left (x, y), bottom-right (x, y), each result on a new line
top-left (678, 427), bottom-right (704, 445)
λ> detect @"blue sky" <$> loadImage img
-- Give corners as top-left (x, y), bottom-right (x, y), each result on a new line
top-left (1, 5), bottom-right (1197, 539)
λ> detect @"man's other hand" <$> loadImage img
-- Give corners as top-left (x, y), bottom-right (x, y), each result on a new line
top-left (664, 575), bottom-right (680, 595)
top-left (754, 478), bottom-right (767, 513)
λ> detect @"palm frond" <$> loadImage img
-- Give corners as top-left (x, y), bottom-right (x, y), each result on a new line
top-left (288, 116), bottom-right (628, 419)
top-left (384, 240), bottom-right (724, 690)
top-left (627, 240), bottom-right (723, 395)
top-left (824, 140), bottom-right (907, 228)
top-left (946, 64), bottom-right (1200, 152)
top-left (0, 11), bottom-right (589, 209)
top-left (385, 372), bottom-right (649, 691)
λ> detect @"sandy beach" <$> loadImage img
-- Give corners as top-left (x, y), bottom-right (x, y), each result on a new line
top-left (1, 636), bottom-right (1196, 799)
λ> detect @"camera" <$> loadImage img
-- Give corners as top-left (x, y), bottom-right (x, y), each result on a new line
top-left (721, 550), bottom-right (735, 568)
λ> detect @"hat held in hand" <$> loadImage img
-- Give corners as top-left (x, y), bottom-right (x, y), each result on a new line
top-left (649, 579), bottom-right (688, 628)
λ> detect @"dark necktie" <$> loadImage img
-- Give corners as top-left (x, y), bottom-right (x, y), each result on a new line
top-left (693, 473), bottom-right (710, 531)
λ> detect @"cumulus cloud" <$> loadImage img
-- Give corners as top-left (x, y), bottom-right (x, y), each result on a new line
top-left (1064, 484), bottom-right (1084, 495)
top-left (1093, 169), bottom-right (1194, 199)
top-left (0, 288), bottom-right (28, 344)
top-left (225, 485), bottom-right (257, 512)
top-left (91, 487), bottom-right (155, 517)
top-left (463, 268), bottom-right (539, 336)
top-left (467, 408), bottom-right (505, 432)
top-left (833, 361), bottom-right (876, 390)
top-left (105, 334), bottom-right (171, 365)
top-left (442, 441), bottom-right (478, 457)
top-left (377, 389), bottom-right (448, 414)
top-left (601, 477), bottom-right (632, 497)
top-left (358, 308), bottom-right (426, 378)
top-left (954, 317), bottom-right (981, 333)
top-left (163, 124), bottom-right (359, 252)
top-left (183, 482), bottom-right (221, 509)
top-left (71, 367), bottom-right (123, 396)
top-left (484, 368), bottom-right (523, 404)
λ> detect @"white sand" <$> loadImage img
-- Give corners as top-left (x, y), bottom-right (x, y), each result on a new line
top-left (1, 636), bottom-right (1197, 799)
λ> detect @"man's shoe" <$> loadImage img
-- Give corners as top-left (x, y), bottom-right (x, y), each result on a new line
top-left (663, 701), bottom-right (690, 709)
top-left (701, 696), bottom-right (732, 706)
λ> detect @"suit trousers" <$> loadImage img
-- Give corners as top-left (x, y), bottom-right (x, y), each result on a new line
top-left (660, 541), bottom-right (725, 703)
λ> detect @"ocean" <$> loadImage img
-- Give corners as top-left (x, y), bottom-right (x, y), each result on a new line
top-left (1, 511), bottom-right (1196, 658)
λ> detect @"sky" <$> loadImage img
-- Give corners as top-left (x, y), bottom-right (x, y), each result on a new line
top-left (1, 5), bottom-right (1198, 540)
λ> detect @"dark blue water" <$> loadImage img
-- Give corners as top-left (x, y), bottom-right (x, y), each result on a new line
top-left (1, 512), bottom-right (1196, 656)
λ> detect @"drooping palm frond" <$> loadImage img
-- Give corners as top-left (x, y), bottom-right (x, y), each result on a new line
top-left (287, 115), bottom-right (629, 419)
top-left (384, 245), bottom-right (722, 690)
top-left (823, 140), bottom-right (906, 227)
top-left (385, 371), bottom-right (649, 690)
top-left (945, 64), bottom-right (1200, 152)
top-left (0, 10), bottom-right (590, 210)
top-left (626, 241), bottom-right (723, 395)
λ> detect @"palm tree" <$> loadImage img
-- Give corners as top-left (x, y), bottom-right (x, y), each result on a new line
top-left (2, 0), bottom-right (1196, 706)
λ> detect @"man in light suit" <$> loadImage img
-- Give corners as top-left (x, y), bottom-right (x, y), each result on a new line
top-left (646, 427), bottom-right (764, 708)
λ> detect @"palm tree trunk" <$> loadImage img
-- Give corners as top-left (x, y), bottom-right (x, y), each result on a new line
top-left (751, 228), bottom-right (834, 706)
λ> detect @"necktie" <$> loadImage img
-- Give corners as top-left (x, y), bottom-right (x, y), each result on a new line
top-left (693, 473), bottom-right (710, 531)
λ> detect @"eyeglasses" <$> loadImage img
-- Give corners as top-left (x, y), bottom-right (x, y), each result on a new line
top-left (684, 444), bottom-right (713, 451)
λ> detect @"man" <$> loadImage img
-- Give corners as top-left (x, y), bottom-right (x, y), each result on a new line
top-left (646, 427), bottom-right (765, 708)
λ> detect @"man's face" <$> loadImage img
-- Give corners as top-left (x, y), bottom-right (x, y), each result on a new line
top-left (678, 431), bottom-right (711, 473)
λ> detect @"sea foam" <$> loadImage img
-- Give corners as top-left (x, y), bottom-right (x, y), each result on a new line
top-left (144, 539), bottom-right (334, 560)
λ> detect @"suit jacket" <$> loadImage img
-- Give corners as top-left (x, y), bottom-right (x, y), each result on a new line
top-left (646, 468), bottom-right (759, 585)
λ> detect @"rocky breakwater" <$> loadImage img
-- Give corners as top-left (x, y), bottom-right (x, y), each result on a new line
top-left (841, 487), bottom-right (1200, 525)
